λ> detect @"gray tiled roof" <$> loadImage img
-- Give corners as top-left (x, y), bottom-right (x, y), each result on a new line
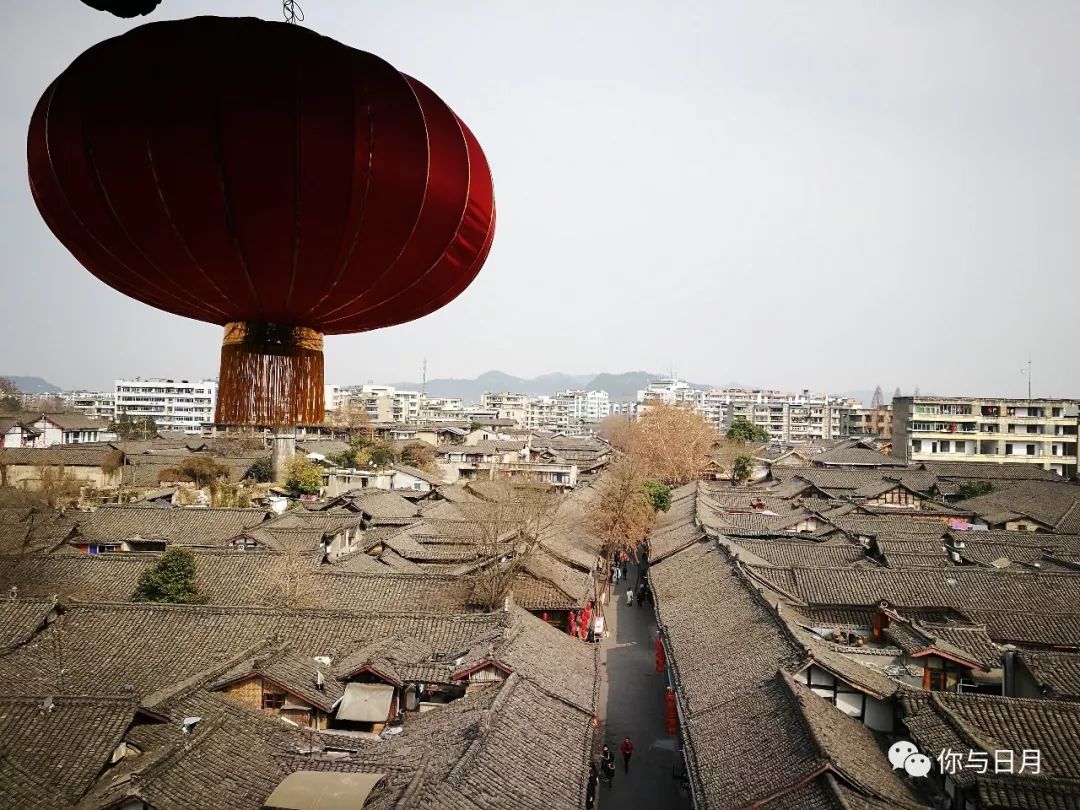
top-left (955, 480), bottom-right (1080, 533)
top-left (0, 694), bottom-right (144, 806)
top-left (902, 691), bottom-right (1080, 793)
top-left (1016, 651), bottom-right (1080, 700)
top-left (75, 504), bottom-right (269, 545)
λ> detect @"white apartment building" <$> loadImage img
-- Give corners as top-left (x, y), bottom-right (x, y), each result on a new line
top-left (70, 391), bottom-right (116, 421)
top-left (637, 378), bottom-right (702, 409)
top-left (419, 395), bottom-right (465, 422)
top-left (323, 385), bottom-right (350, 412)
top-left (634, 379), bottom-right (858, 443)
top-left (892, 396), bottom-right (1079, 477)
top-left (347, 385), bottom-right (422, 424)
top-left (525, 396), bottom-right (557, 431)
top-left (557, 389), bottom-right (611, 423)
top-left (114, 378), bottom-right (216, 433)
top-left (481, 392), bottom-right (527, 426)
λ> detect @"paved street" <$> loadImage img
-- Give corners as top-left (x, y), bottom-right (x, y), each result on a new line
top-left (595, 561), bottom-right (692, 809)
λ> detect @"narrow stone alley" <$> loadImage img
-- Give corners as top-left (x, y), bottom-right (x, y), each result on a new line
top-left (595, 559), bottom-right (692, 809)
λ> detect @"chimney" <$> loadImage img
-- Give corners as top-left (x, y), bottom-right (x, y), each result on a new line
top-left (271, 431), bottom-right (297, 483)
top-left (1001, 646), bottom-right (1017, 697)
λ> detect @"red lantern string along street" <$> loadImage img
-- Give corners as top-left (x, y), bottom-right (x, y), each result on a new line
top-left (27, 16), bottom-right (495, 426)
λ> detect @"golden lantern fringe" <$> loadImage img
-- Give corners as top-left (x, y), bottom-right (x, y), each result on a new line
top-left (215, 321), bottom-right (325, 426)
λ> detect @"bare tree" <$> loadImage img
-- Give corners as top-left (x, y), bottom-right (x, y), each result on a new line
top-left (631, 402), bottom-right (717, 486)
top-left (586, 456), bottom-right (656, 555)
top-left (0, 377), bottom-right (20, 412)
top-left (597, 413), bottom-right (634, 451)
top-left (325, 400), bottom-right (373, 441)
top-left (37, 464), bottom-right (82, 509)
top-left (461, 479), bottom-right (564, 610)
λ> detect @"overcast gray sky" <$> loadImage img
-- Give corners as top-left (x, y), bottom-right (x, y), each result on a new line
top-left (2, 1), bottom-right (1079, 397)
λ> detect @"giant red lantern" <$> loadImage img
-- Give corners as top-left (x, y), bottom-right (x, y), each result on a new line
top-left (27, 17), bottom-right (495, 425)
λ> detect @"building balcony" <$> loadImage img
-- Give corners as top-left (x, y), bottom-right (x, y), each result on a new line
top-left (910, 450), bottom-right (1076, 465)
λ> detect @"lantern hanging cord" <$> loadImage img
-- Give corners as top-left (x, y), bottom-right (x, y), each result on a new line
top-left (283, 0), bottom-right (304, 24)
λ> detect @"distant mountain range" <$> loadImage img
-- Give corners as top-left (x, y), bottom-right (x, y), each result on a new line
top-left (384, 370), bottom-right (720, 402)
top-left (0, 376), bottom-right (62, 394)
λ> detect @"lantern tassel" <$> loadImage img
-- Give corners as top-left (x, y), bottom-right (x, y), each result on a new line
top-left (215, 322), bottom-right (324, 426)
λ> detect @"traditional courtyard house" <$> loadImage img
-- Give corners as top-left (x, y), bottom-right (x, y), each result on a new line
top-left (954, 479), bottom-right (1080, 533)
top-left (260, 509), bottom-right (369, 562)
top-left (785, 620), bottom-right (901, 732)
top-left (71, 503), bottom-right (270, 553)
top-left (0, 416), bottom-right (40, 448)
top-left (880, 611), bottom-right (1002, 693)
top-left (810, 442), bottom-right (909, 468)
top-left (26, 412), bottom-right (108, 446)
top-left (0, 507), bottom-right (76, 555)
top-left (0, 694), bottom-right (170, 808)
top-left (209, 643), bottom-right (341, 729)
top-left (321, 466), bottom-right (396, 496)
top-left (1008, 650), bottom-right (1080, 700)
top-left (0, 445), bottom-right (124, 491)
top-left (389, 463), bottom-right (443, 496)
top-left (900, 691), bottom-right (1080, 809)
top-left (649, 540), bottom-right (924, 809)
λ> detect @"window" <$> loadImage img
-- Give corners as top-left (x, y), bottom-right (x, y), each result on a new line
top-left (1027, 444), bottom-right (1036, 456)
top-left (262, 691), bottom-right (286, 710)
top-left (912, 439), bottom-right (922, 452)
top-left (1005, 443), bottom-right (1013, 455)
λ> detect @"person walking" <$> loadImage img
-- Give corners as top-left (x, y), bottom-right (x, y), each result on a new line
top-left (620, 737), bottom-right (635, 773)
top-left (637, 581), bottom-right (647, 607)
top-left (625, 586), bottom-right (634, 606)
top-left (586, 763), bottom-right (598, 808)
top-left (601, 745), bottom-right (615, 784)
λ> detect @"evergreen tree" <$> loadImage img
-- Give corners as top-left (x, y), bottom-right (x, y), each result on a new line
top-left (132, 547), bottom-right (204, 604)
top-left (642, 480), bottom-right (672, 513)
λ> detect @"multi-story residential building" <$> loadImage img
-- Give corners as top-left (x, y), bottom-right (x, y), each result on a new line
top-left (346, 385), bottom-right (422, 424)
top-left (70, 391), bottom-right (116, 421)
top-left (114, 378), bottom-right (216, 433)
top-left (525, 396), bottom-right (557, 431)
top-left (892, 396), bottom-right (1079, 477)
top-left (640, 380), bottom-right (858, 442)
top-left (418, 395), bottom-right (465, 422)
top-left (637, 378), bottom-right (702, 409)
top-left (848, 405), bottom-right (893, 438)
top-left (481, 392), bottom-right (527, 427)
top-left (556, 389), bottom-right (611, 423)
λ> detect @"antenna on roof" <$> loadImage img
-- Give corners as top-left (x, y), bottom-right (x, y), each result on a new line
top-left (1021, 356), bottom-right (1032, 400)
top-left (40, 696), bottom-right (55, 714)
top-left (870, 386), bottom-right (884, 410)
top-left (421, 358), bottom-right (427, 398)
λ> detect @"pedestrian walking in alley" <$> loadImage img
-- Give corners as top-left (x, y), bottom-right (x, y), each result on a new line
top-left (626, 587), bottom-right (634, 606)
top-left (601, 745), bottom-right (615, 784)
top-left (621, 737), bottom-right (635, 773)
top-left (586, 763), bottom-right (598, 807)
top-left (637, 582), bottom-right (647, 606)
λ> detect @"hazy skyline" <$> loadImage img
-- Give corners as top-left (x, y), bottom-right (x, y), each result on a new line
top-left (3, 1), bottom-right (1079, 397)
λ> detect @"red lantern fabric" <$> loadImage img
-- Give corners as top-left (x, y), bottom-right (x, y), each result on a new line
top-left (27, 16), bottom-right (495, 425)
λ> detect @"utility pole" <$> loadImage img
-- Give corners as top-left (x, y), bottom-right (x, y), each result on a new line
top-left (1022, 357), bottom-right (1032, 400)
top-left (421, 358), bottom-right (427, 397)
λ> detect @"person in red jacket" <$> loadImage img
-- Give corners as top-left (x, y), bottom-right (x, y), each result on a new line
top-left (620, 736), bottom-right (634, 773)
